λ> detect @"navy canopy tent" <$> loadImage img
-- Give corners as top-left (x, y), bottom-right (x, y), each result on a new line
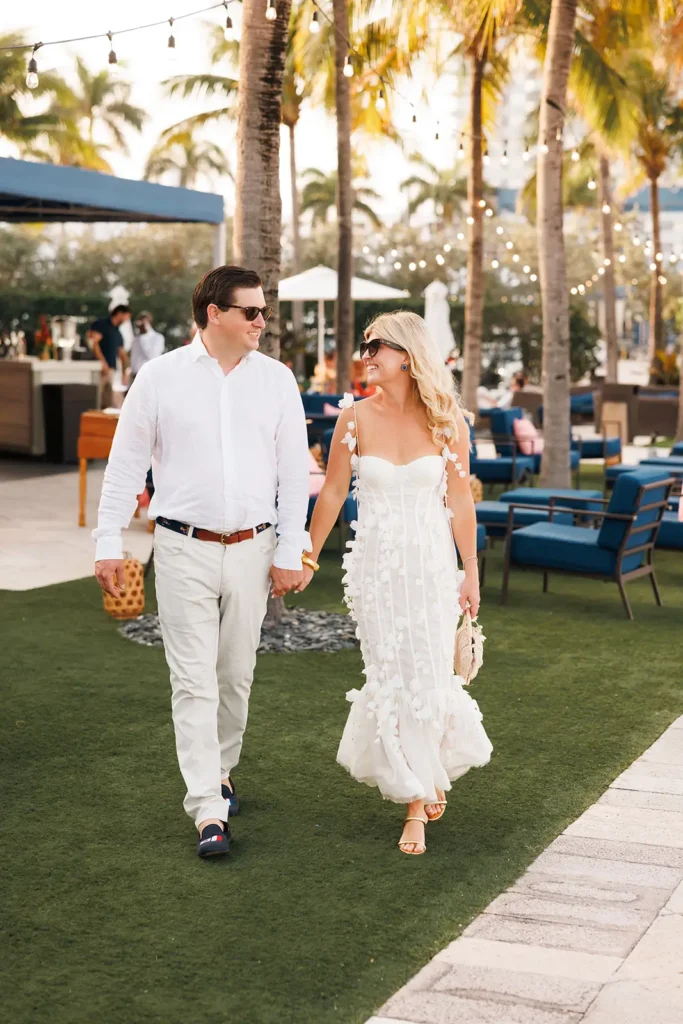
top-left (0, 157), bottom-right (226, 262)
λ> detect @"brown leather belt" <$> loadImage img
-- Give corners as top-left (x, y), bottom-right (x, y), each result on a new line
top-left (156, 516), bottom-right (272, 546)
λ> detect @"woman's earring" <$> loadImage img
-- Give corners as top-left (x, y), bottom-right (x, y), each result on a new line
top-left (401, 363), bottom-right (409, 371)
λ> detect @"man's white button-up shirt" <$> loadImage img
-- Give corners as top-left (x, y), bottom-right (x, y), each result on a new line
top-left (93, 336), bottom-right (311, 569)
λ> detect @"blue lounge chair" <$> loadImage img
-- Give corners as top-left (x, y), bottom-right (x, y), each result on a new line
top-left (476, 500), bottom-right (573, 539)
top-left (489, 407), bottom-right (580, 485)
top-left (656, 511), bottom-right (683, 551)
top-left (501, 467), bottom-right (673, 619)
top-left (673, 442), bottom-right (683, 457)
top-left (468, 416), bottom-right (535, 489)
top-left (499, 487), bottom-right (604, 513)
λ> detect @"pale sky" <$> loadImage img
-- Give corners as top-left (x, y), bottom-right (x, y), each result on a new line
top-left (4, 1), bottom-right (534, 225)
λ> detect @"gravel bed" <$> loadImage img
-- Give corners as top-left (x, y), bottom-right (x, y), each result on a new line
top-left (119, 607), bottom-right (359, 654)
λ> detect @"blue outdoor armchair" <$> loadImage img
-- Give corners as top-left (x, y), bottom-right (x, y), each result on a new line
top-left (488, 407), bottom-right (580, 484)
top-left (501, 467), bottom-right (673, 619)
top-left (468, 415), bottom-right (535, 488)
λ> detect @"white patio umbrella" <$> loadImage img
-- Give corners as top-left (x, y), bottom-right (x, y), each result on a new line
top-left (278, 265), bottom-right (409, 366)
top-left (423, 279), bottom-right (455, 362)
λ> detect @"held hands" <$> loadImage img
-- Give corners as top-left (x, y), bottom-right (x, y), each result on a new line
top-left (294, 565), bottom-right (315, 593)
top-left (95, 559), bottom-right (126, 598)
top-left (458, 563), bottom-right (481, 618)
top-left (269, 565), bottom-right (305, 599)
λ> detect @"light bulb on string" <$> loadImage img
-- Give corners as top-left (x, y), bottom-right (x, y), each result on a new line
top-left (435, 254), bottom-right (445, 266)
top-left (362, 245), bottom-right (370, 254)
top-left (512, 254), bottom-right (520, 263)
top-left (614, 222), bottom-right (623, 232)
top-left (602, 203), bottom-right (611, 215)
top-left (571, 287), bottom-right (577, 295)
top-left (501, 147), bottom-right (509, 166)
top-left (409, 262), bottom-right (416, 271)
top-left (540, 139), bottom-right (549, 155)
top-left (483, 148), bottom-right (490, 166)
top-left (505, 241), bottom-right (513, 250)
top-left (598, 267), bottom-right (605, 275)
top-left (167, 18), bottom-right (177, 61)
top-left (377, 256), bottom-right (384, 264)
top-left (310, 10), bottom-right (321, 34)
top-left (523, 146), bottom-right (530, 162)
top-left (393, 261), bottom-right (401, 269)
top-left (491, 259), bottom-right (499, 269)
top-left (587, 179), bottom-right (597, 190)
top-left (26, 45), bottom-right (40, 89)
top-left (523, 265), bottom-right (530, 274)
top-left (443, 243), bottom-right (452, 253)
top-left (418, 260), bottom-right (426, 268)
top-left (478, 199), bottom-right (486, 209)
top-left (457, 138), bottom-right (465, 159)
top-left (530, 274), bottom-right (537, 282)
top-left (223, 3), bottom-right (235, 43)
top-left (496, 225), bottom-right (504, 235)
top-left (390, 248), bottom-right (398, 257)
top-left (649, 262), bottom-right (657, 271)
top-left (485, 208), bottom-right (493, 217)
top-left (376, 89), bottom-right (386, 112)
top-left (619, 254), bottom-right (626, 263)
top-left (571, 148), bottom-right (580, 162)
top-left (604, 258), bottom-right (611, 266)
top-left (107, 31), bottom-right (118, 67)
top-left (266, 0), bottom-right (277, 21)
top-left (466, 216), bottom-right (474, 225)
top-left (457, 232), bottom-right (464, 240)
top-left (411, 112), bottom-right (417, 124)
top-left (342, 56), bottom-right (354, 78)
top-left (656, 251), bottom-right (663, 261)
top-left (633, 236), bottom-right (641, 245)
top-left (670, 254), bottom-right (677, 263)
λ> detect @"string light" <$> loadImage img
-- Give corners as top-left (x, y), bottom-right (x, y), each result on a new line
top-left (362, 245), bottom-right (370, 254)
top-left (649, 262), bottom-right (657, 270)
top-left (376, 89), bottom-right (386, 111)
top-left (483, 148), bottom-right (490, 166)
top-left (587, 179), bottom-right (596, 190)
top-left (411, 112), bottom-right (417, 123)
top-left (409, 262), bottom-right (416, 271)
top-left (223, 1), bottom-right (235, 42)
top-left (107, 30), bottom-right (117, 66)
top-left (377, 256), bottom-right (385, 264)
top-left (523, 265), bottom-right (530, 273)
top-left (456, 232), bottom-right (464, 240)
top-left (598, 267), bottom-right (605, 275)
top-left (619, 254), bottom-right (626, 263)
top-left (523, 146), bottom-right (531, 162)
top-left (571, 149), bottom-right (580, 162)
top-left (614, 222), bottom-right (623, 232)
top-left (505, 240), bottom-right (513, 250)
top-left (656, 251), bottom-right (663, 261)
top-left (604, 258), bottom-right (611, 266)
top-left (310, 10), bottom-right (321, 34)
top-left (393, 261), bottom-right (401, 269)
top-left (659, 275), bottom-right (667, 285)
top-left (530, 274), bottom-right (537, 282)
top-left (443, 243), bottom-right (452, 252)
top-left (26, 44), bottom-right (40, 89)
top-left (601, 203), bottom-right (611, 214)
top-left (512, 253), bottom-right (520, 262)
top-left (540, 140), bottom-right (549, 155)
top-left (496, 226), bottom-right (504, 235)
top-left (501, 147), bottom-right (509, 166)
top-left (578, 284), bottom-right (585, 294)
top-left (265, 0), bottom-right (277, 21)
top-left (491, 259), bottom-right (499, 269)
top-left (435, 254), bottom-right (445, 265)
top-left (571, 287), bottom-right (577, 294)
top-left (167, 18), bottom-right (176, 57)
top-left (457, 138), bottom-right (465, 159)
top-left (466, 216), bottom-right (474, 225)
top-left (478, 199), bottom-right (486, 209)
top-left (390, 248), bottom-right (398, 257)
top-left (418, 260), bottom-right (426, 268)
top-left (343, 55), bottom-right (354, 78)
top-left (633, 236), bottom-right (641, 245)
top-left (485, 208), bottom-right (493, 217)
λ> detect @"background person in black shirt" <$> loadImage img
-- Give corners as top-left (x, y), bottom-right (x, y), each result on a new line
top-left (87, 305), bottom-right (131, 408)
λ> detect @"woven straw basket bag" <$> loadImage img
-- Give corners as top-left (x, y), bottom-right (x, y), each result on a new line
top-left (102, 554), bottom-right (145, 620)
top-left (454, 609), bottom-right (485, 685)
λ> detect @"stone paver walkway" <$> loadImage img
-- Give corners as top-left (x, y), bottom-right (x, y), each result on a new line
top-left (367, 715), bottom-right (683, 1024)
top-left (0, 466), bottom-right (152, 590)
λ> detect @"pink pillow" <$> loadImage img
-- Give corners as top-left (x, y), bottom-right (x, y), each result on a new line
top-left (323, 403), bottom-right (341, 417)
top-left (513, 416), bottom-right (544, 455)
top-left (309, 450), bottom-right (325, 495)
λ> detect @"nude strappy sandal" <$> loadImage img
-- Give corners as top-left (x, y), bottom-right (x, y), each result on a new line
top-left (398, 814), bottom-right (428, 856)
top-left (425, 796), bottom-right (447, 822)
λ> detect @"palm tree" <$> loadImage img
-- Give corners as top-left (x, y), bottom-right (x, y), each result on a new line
top-left (400, 156), bottom-right (468, 226)
top-left (234, 0), bottom-right (293, 359)
top-left (46, 56), bottom-right (145, 170)
top-left (626, 56), bottom-right (683, 371)
top-left (536, 0), bottom-right (578, 488)
top-left (333, 0), bottom-right (354, 395)
top-left (144, 129), bottom-right (231, 189)
top-left (300, 167), bottom-right (381, 226)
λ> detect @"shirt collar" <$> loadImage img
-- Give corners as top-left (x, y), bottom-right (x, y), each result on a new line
top-left (190, 332), bottom-right (254, 371)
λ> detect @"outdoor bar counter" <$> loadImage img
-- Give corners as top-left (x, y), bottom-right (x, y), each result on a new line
top-left (0, 358), bottom-right (101, 459)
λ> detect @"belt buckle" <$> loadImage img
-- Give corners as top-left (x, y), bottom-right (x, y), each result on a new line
top-left (220, 531), bottom-right (234, 545)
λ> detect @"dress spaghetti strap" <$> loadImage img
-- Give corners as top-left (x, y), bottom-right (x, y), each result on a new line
top-left (353, 397), bottom-right (360, 458)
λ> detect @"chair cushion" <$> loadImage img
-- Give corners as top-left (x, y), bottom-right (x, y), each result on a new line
top-left (511, 522), bottom-right (618, 575)
top-left (476, 500), bottom-right (572, 537)
top-left (672, 442), bottom-right (683, 457)
top-left (513, 417), bottom-right (543, 455)
top-left (499, 487), bottom-right (603, 512)
top-left (572, 436), bottom-right (622, 459)
top-left (490, 407), bottom-right (523, 457)
top-left (598, 467), bottom-right (671, 556)
top-left (605, 463), bottom-right (637, 482)
top-left (470, 456), bottom-right (535, 483)
top-left (640, 457), bottom-right (683, 469)
top-left (529, 450), bottom-right (580, 474)
top-left (656, 511), bottom-right (683, 550)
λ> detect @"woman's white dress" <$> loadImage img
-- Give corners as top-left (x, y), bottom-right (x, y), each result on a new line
top-left (337, 404), bottom-right (493, 804)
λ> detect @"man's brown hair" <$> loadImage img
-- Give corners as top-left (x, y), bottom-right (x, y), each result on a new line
top-left (192, 266), bottom-right (262, 329)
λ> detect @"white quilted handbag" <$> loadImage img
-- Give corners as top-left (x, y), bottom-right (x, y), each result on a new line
top-left (454, 609), bottom-right (485, 685)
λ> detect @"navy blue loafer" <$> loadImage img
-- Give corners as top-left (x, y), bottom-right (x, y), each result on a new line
top-left (197, 822), bottom-right (231, 858)
top-left (222, 778), bottom-right (240, 817)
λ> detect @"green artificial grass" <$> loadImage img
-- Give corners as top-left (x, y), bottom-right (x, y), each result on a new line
top-left (2, 496), bottom-right (683, 1024)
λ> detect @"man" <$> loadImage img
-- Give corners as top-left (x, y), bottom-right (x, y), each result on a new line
top-left (88, 305), bottom-right (131, 408)
top-left (93, 266), bottom-right (310, 858)
top-left (128, 311), bottom-right (165, 384)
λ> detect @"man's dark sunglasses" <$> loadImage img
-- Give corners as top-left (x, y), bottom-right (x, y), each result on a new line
top-left (222, 304), bottom-right (273, 322)
top-left (360, 338), bottom-right (407, 359)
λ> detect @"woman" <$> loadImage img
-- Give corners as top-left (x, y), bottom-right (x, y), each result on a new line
top-left (299, 311), bottom-right (492, 855)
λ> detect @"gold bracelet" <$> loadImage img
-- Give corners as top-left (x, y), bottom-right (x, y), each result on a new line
top-left (302, 554), bottom-right (320, 572)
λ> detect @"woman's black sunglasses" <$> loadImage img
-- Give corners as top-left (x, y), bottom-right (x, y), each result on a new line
top-left (359, 339), bottom-right (406, 359)
top-left (222, 304), bottom-right (273, 322)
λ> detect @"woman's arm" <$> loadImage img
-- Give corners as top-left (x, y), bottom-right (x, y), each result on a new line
top-left (444, 412), bottom-right (480, 616)
top-left (307, 407), bottom-right (356, 562)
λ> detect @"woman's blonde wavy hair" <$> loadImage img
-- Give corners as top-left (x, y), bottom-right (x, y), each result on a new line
top-left (364, 310), bottom-right (470, 445)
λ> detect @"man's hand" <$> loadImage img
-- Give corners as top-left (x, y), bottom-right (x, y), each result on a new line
top-left (269, 565), bottom-right (304, 598)
top-left (95, 559), bottom-right (126, 598)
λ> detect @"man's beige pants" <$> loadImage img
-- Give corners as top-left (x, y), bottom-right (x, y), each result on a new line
top-left (153, 524), bottom-right (275, 826)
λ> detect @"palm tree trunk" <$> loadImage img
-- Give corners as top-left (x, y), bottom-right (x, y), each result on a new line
top-left (289, 121), bottom-right (305, 378)
top-left (233, 0), bottom-right (293, 360)
top-left (648, 175), bottom-right (663, 377)
top-left (599, 154), bottom-right (618, 384)
top-left (332, 0), bottom-right (354, 395)
top-left (676, 326), bottom-right (683, 442)
top-left (461, 52), bottom-right (485, 415)
top-left (537, 0), bottom-right (577, 489)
